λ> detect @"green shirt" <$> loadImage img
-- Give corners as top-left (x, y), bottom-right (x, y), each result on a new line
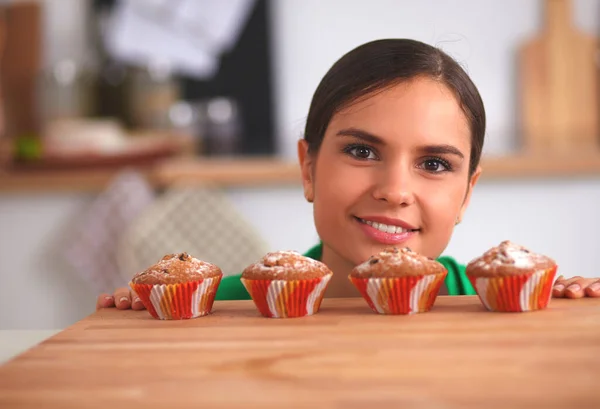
top-left (215, 243), bottom-right (475, 300)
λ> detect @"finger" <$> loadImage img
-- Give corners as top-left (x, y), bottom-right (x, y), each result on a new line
top-left (553, 279), bottom-right (566, 298)
top-left (553, 276), bottom-right (584, 298)
top-left (584, 279), bottom-right (600, 298)
top-left (113, 287), bottom-right (132, 310)
top-left (96, 293), bottom-right (115, 310)
top-left (560, 276), bottom-right (584, 286)
top-left (564, 278), bottom-right (588, 299)
top-left (553, 275), bottom-right (569, 298)
top-left (130, 289), bottom-right (146, 310)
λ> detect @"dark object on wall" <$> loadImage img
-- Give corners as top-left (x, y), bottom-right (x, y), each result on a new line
top-left (91, 0), bottom-right (133, 127)
top-left (92, 0), bottom-right (276, 157)
top-left (180, 0), bottom-right (276, 157)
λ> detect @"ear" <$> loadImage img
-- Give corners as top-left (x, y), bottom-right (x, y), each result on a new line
top-left (297, 139), bottom-right (315, 203)
top-left (457, 165), bottom-right (481, 224)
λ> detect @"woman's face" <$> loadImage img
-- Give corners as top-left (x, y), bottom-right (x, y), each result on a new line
top-left (299, 77), bottom-right (481, 269)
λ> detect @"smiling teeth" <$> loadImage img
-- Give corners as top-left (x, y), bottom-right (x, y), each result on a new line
top-left (363, 220), bottom-right (411, 234)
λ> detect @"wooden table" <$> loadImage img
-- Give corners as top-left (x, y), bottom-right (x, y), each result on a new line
top-left (0, 296), bottom-right (599, 409)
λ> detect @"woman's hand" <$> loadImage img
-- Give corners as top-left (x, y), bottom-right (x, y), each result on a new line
top-left (552, 276), bottom-right (600, 298)
top-left (96, 287), bottom-right (146, 310)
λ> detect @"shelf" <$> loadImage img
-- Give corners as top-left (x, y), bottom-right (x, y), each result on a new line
top-left (480, 152), bottom-right (600, 179)
top-left (156, 157), bottom-right (301, 187)
top-left (2, 153), bottom-right (600, 194)
top-left (0, 157), bottom-right (301, 194)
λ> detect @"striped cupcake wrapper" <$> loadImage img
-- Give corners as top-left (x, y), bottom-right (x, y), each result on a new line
top-left (349, 272), bottom-right (447, 315)
top-left (467, 266), bottom-right (557, 312)
top-left (130, 275), bottom-right (222, 320)
top-left (241, 274), bottom-right (332, 318)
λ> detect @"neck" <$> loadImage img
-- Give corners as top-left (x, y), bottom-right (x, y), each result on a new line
top-left (321, 243), bottom-right (360, 298)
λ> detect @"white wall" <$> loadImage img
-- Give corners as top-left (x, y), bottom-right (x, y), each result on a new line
top-left (1, 0), bottom-right (600, 330)
top-left (0, 189), bottom-right (318, 329)
top-left (270, 0), bottom-right (600, 157)
top-left (2, 178), bottom-right (600, 329)
top-left (0, 194), bottom-right (97, 329)
top-left (447, 178), bottom-right (600, 276)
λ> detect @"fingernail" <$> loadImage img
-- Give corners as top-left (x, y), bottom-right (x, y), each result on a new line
top-left (119, 297), bottom-right (129, 303)
top-left (567, 284), bottom-right (581, 292)
top-left (104, 296), bottom-right (113, 301)
top-left (554, 284), bottom-right (564, 291)
top-left (589, 283), bottom-right (600, 292)
top-left (133, 297), bottom-right (142, 304)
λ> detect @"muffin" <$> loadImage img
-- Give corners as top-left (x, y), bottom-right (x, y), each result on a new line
top-left (130, 252), bottom-right (222, 320)
top-left (466, 241), bottom-right (557, 312)
top-left (349, 247), bottom-right (447, 315)
top-left (241, 250), bottom-right (333, 318)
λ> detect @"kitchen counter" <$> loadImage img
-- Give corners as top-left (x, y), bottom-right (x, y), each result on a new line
top-left (0, 296), bottom-right (599, 408)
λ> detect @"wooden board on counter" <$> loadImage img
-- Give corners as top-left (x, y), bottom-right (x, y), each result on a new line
top-left (0, 296), bottom-right (599, 408)
top-left (518, 0), bottom-right (600, 152)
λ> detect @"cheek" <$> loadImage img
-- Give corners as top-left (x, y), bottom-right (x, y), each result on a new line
top-left (312, 160), bottom-right (369, 226)
top-left (417, 184), bottom-right (466, 258)
top-left (422, 182), bottom-right (467, 227)
top-left (316, 160), bottom-right (369, 201)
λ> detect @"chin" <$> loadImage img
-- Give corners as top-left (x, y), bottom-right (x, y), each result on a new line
top-left (332, 243), bottom-right (372, 268)
top-left (354, 246), bottom-right (384, 265)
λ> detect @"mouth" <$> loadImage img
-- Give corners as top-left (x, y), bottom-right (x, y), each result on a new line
top-left (354, 216), bottom-right (420, 245)
top-left (354, 217), bottom-right (420, 234)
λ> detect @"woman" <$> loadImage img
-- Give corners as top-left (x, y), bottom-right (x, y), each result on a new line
top-left (97, 39), bottom-right (600, 310)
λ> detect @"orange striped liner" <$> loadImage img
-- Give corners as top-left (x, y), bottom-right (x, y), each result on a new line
top-left (349, 272), bottom-right (447, 315)
top-left (130, 276), bottom-right (222, 320)
top-left (241, 274), bottom-right (332, 318)
top-left (467, 266), bottom-right (557, 312)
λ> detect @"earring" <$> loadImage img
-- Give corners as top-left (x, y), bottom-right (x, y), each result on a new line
top-left (455, 218), bottom-right (461, 226)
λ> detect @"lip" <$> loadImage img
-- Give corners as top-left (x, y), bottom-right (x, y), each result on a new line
top-left (354, 216), bottom-right (418, 245)
top-left (355, 215), bottom-right (418, 231)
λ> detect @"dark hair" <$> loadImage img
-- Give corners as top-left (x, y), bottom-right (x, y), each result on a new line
top-left (304, 39), bottom-right (486, 176)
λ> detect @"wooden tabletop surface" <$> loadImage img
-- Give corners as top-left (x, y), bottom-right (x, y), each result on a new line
top-left (0, 296), bottom-right (599, 409)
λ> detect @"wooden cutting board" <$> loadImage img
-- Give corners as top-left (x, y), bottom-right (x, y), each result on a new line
top-left (0, 2), bottom-right (41, 138)
top-left (0, 296), bottom-right (599, 408)
top-left (519, 0), bottom-right (600, 152)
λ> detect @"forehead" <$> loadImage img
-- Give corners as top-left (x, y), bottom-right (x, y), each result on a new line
top-left (328, 77), bottom-right (471, 148)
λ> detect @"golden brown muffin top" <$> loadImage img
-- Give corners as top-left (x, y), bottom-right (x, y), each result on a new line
top-left (242, 250), bottom-right (332, 280)
top-left (351, 247), bottom-right (447, 278)
top-left (131, 253), bottom-right (222, 285)
top-left (466, 241), bottom-right (556, 277)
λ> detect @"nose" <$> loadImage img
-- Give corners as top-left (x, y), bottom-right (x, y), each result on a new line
top-left (372, 166), bottom-right (416, 206)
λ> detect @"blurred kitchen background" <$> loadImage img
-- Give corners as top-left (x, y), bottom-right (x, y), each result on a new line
top-left (1, 0), bottom-right (600, 337)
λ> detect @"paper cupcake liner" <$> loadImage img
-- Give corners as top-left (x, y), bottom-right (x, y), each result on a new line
top-left (130, 276), bottom-right (222, 320)
top-left (349, 272), bottom-right (447, 315)
top-left (241, 274), bottom-right (332, 318)
top-left (467, 266), bottom-right (557, 312)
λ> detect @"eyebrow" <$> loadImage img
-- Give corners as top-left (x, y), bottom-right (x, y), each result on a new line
top-left (336, 128), bottom-right (385, 145)
top-left (336, 127), bottom-right (465, 159)
top-left (419, 144), bottom-right (465, 159)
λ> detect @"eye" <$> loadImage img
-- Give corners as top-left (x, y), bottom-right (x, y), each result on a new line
top-left (343, 144), bottom-right (378, 160)
top-left (420, 157), bottom-right (452, 173)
